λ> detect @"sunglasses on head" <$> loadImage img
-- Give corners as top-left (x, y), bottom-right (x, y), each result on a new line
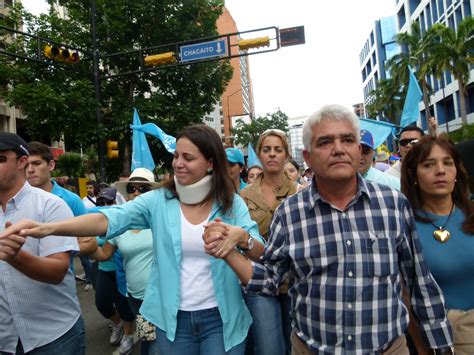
top-left (262, 129), bottom-right (286, 136)
top-left (126, 185), bottom-right (151, 194)
top-left (97, 200), bottom-right (115, 207)
top-left (0, 155), bottom-right (18, 163)
top-left (399, 138), bottom-right (419, 147)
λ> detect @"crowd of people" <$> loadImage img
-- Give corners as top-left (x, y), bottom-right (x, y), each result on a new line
top-left (0, 103), bottom-right (473, 355)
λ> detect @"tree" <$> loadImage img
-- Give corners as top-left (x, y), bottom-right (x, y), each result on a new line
top-left (430, 17), bottom-right (474, 125)
top-left (0, 0), bottom-right (232, 179)
top-left (365, 78), bottom-right (404, 124)
top-left (232, 109), bottom-right (289, 148)
top-left (387, 21), bottom-right (442, 133)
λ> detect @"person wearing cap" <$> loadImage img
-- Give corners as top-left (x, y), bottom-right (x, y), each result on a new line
top-left (89, 187), bottom-right (136, 352)
top-left (226, 147), bottom-right (247, 192)
top-left (4, 125), bottom-right (265, 355)
top-left (26, 141), bottom-right (94, 291)
top-left (204, 105), bottom-right (454, 354)
top-left (81, 168), bottom-right (160, 355)
top-left (0, 133), bottom-right (85, 354)
top-left (238, 129), bottom-right (298, 355)
top-left (358, 130), bottom-right (401, 191)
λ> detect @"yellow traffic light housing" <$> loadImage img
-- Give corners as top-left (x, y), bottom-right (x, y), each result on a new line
top-left (238, 36), bottom-right (270, 51)
top-left (106, 140), bottom-right (119, 159)
top-left (44, 45), bottom-right (80, 63)
top-left (144, 52), bottom-right (176, 67)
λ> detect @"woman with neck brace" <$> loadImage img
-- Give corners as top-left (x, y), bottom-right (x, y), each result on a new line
top-left (9, 124), bottom-right (265, 355)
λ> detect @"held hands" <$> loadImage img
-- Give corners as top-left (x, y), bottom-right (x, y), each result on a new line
top-left (203, 218), bottom-right (246, 259)
top-left (0, 221), bottom-right (26, 262)
top-left (0, 219), bottom-right (51, 241)
top-left (78, 237), bottom-right (99, 256)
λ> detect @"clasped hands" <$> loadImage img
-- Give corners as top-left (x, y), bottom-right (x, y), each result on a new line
top-left (0, 220), bottom-right (49, 261)
top-left (203, 218), bottom-right (247, 259)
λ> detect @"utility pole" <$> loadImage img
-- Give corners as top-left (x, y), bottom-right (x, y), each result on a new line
top-left (91, 0), bottom-right (106, 182)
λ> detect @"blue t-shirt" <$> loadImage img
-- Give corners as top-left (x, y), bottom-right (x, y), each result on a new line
top-left (51, 181), bottom-right (87, 217)
top-left (416, 208), bottom-right (474, 310)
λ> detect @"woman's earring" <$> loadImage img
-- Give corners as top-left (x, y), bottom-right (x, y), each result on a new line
top-left (207, 168), bottom-right (213, 174)
top-left (414, 181), bottom-right (418, 185)
top-left (455, 179), bottom-right (457, 182)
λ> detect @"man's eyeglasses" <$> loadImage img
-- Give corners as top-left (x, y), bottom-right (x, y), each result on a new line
top-left (399, 138), bottom-right (419, 147)
top-left (97, 200), bottom-right (115, 207)
top-left (0, 155), bottom-right (18, 163)
top-left (126, 185), bottom-right (151, 194)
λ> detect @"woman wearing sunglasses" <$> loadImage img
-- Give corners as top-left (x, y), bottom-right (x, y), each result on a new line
top-left (401, 135), bottom-right (474, 354)
top-left (4, 125), bottom-right (263, 355)
top-left (83, 168), bottom-right (159, 354)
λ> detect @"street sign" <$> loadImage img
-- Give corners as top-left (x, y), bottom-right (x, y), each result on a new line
top-left (180, 39), bottom-right (227, 62)
top-left (279, 26), bottom-right (305, 47)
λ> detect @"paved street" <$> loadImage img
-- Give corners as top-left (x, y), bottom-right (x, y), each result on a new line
top-left (75, 259), bottom-right (140, 355)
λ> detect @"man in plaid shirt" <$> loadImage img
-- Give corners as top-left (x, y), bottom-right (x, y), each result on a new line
top-left (204, 104), bottom-right (453, 354)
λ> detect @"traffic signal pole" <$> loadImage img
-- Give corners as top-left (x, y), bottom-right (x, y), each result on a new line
top-left (91, 0), bottom-right (106, 182)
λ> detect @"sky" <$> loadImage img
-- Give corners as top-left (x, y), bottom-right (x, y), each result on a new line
top-left (22, 0), bottom-right (396, 118)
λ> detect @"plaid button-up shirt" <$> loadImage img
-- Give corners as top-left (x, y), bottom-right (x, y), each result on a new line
top-left (247, 177), bottom-right (452, 354)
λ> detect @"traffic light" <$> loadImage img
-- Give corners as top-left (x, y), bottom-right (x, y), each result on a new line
top-left (106, 140), bottom-right (119, 159)
top-left (238, 36), bottom-right (270, 51)
top-left (144, 52), bottom-right (176, 66)
top-left (44, 45), bottom-right (80, 63)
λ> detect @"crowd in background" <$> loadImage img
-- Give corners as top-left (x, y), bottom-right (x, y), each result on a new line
top-left (0, 104), bottom-right (473, 355)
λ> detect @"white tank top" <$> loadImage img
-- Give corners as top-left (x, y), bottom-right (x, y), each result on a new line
top-left (178, 208), bottom-right (218, 311)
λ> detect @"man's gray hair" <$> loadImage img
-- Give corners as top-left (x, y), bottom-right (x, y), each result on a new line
top-left (302, 104), bottom-right (360, 152)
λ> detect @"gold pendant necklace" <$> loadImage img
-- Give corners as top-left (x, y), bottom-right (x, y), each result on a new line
top-left (426, 204), bottom-right (455, 243)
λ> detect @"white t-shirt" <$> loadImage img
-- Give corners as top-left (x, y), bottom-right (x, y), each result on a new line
top-left (82, 195), bottom-right (96, 209)
top-left (178, 208), bottom-right (218, 311)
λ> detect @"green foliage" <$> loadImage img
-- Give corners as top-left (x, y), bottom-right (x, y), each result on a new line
top-left (448, 123), bottom-right (474, 143)
top-left (55, 152), bottom-right (84, 177)
top-left (0, 0), bottom-right (232, 177)
top-left (365, 78), bottom-right (404, 123)
top-left (232, 109), bottom-right (289, 148)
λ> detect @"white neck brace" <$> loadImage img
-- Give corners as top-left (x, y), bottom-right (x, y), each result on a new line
top-left (174, 174), bottom-right (213, 205)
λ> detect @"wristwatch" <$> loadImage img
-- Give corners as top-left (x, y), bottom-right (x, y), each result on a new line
top-left (432, 346), bottom-right (454, 355)
top-left (239, 235), bottom-right (254, 252)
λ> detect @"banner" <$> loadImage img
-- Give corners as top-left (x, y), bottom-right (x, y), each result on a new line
top-left (131, 108), bottom-right (155, 171)
top-left (131, 122), bottom-right (176, 154)
top-left (247, 143), bottom-right (262, 167)
top-left (359, 117), bottom-right (398, 149)
top-left (399, 66), bottom-right (423, 127)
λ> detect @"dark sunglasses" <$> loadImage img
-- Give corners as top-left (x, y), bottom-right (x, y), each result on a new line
top-left (97, 200), bottom-right (115, 207)
top-left (399, 138), bottom-right (419, 147)
top-left (126, 185), bottom-right (151, 194)
top-left (0, 155), bottom-right (19, 163)
top-left (361, 145), bottom-right (373, 155)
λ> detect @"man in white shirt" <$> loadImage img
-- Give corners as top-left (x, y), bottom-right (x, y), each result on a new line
top-left (0, 132), bottom-right (84, 354)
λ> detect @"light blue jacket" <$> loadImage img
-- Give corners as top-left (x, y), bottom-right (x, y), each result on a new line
top-left (100, 188), bottom-right (262, 351)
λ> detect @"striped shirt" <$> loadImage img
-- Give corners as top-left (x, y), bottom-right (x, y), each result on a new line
top-left (247, 177), bottom-right (452, 354)
top-left (0, 182), bottom-right (81, 353)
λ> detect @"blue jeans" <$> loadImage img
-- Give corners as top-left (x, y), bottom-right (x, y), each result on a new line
top-left (15, 316), bottom-right (85, 355)
top-left (148, 307), bottom-right (245, 355)
top-left (244, 292), bottom-right (285, 355)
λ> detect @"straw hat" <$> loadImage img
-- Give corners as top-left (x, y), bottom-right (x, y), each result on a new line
top-left (114, 168), bottom-right (160, 198)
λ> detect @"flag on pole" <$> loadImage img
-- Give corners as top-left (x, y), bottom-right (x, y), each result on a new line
top-left (131, 108), bottom-right (155, 171)
top-left (130, 121), bottom-right (176, 153)
top-left (247, 143), bottom-right (262, 168)
top-left (399, 66), bottom-right (423, 127)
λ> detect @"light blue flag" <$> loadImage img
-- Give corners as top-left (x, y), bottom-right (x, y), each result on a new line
top-left (359, 117), bottom-right (398, 149)
top-left (247, 143), bottom-right (262, 168)
top-left (130, 122), bottom-right (176, 154)
top-left (131, 109), bottom-right (156, 171)
top-left (399, 66), bottom-right (423, 127)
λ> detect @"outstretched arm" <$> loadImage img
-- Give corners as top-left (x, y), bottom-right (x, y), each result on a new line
top-left (0, 213), bottom-right (109, 240)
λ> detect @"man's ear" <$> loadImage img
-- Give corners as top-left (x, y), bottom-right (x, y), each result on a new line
top-left (48, 159), bottom-right (56, 172)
